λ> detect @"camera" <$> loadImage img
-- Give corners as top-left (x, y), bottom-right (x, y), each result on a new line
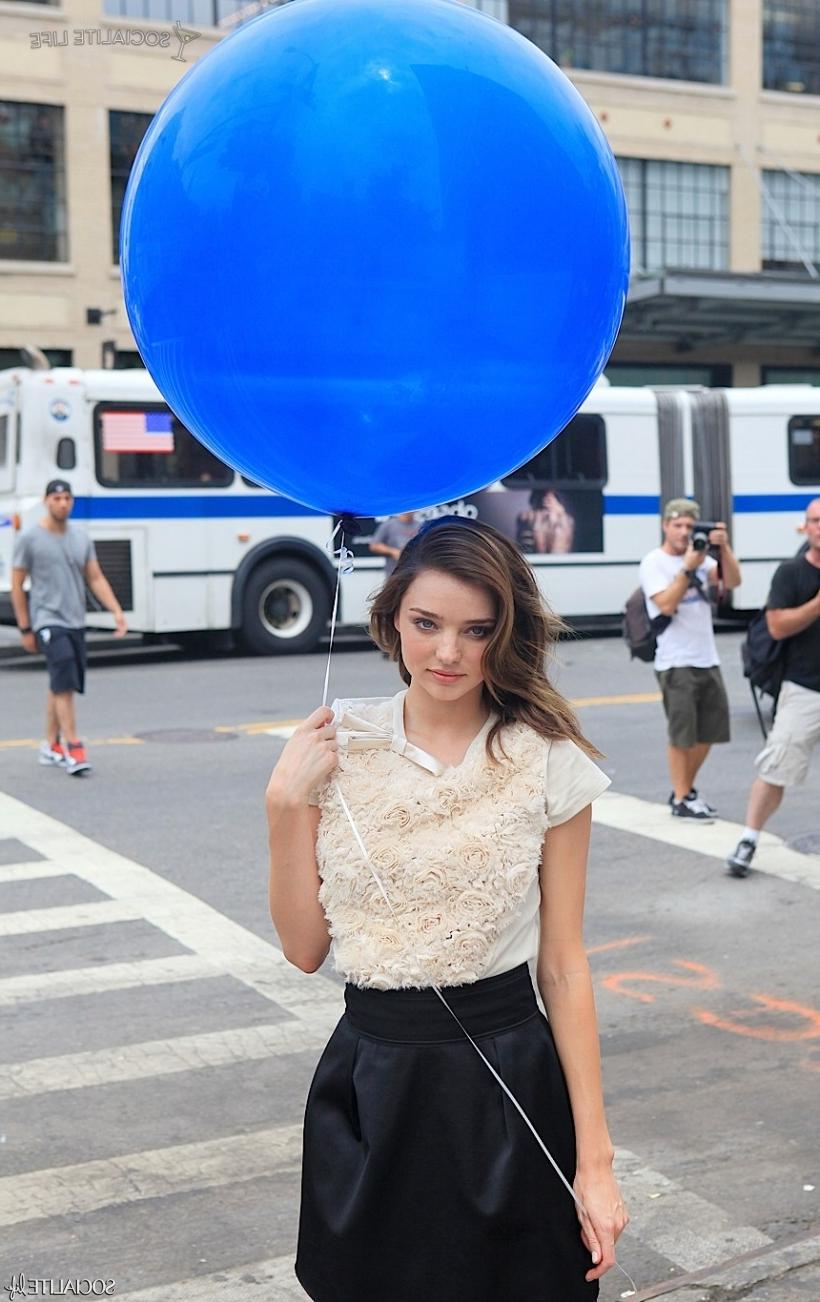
top-left (690, 522), bottom-right (719, 551)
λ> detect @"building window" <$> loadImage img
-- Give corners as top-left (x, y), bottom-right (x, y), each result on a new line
top-left (0, 348), bottom-right (72, 369)
top-left (103, 0), bottom-right (258, 25)
top-left (606, 363), bottom-right (732, 387)
top-left (508, 0), bottom-right (727, 84)
top-left (109, 111), bottom-right (153, 263)
top-left (763, 367), bottom-right (820, 386)
top-left (0, 102), bottom-right (67, 262)
top-left (761, 170), bottom-right (820, 274)
top-left (94, 404), bottom-right (233, 488)
top-left (110, 350), bottom-right (146, 370)
top-left (617, 158), bottom-right (729, 272)
top-left (763, 1), bottom-right (820, 95)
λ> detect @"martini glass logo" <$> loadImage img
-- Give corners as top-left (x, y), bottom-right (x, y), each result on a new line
top-left (172, 19), bottom-right (200, 62)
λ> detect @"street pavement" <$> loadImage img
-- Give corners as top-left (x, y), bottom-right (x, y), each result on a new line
top-left (0, 629), bottom-right (817, 1300)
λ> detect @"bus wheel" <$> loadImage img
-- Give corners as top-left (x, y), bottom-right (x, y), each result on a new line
top-left (240, 558), bottom-right (330, 655)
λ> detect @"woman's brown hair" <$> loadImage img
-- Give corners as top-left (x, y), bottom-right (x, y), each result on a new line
top-left (369, 516), bottom-right (601, 759)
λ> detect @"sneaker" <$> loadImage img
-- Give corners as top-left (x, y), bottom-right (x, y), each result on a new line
top-left (683, 793), bottom-right (717, 818)
top-left (670, 798), bottom-right (714, 822)
top-left (689, 788), bottom-right (717, 816)
top-left (64, 741), bottom-right (92, 777)
top-left (38, 741), bottom-right (67, 767)
top-left (668, 788), bottom-right (717, 816)
top-left (727, 838), bottom-right (756, 878)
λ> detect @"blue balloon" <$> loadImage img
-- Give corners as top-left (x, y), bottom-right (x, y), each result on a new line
top-left (122, 0), bottom-right (629, 516)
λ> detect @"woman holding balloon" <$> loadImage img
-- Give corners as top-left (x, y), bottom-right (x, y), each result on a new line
top-left (120, 0), bottom-right (632, 1294)
top-left (266, 516), bottom-right (628, 1300)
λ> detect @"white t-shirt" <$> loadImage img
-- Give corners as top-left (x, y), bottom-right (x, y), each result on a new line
top-left (639, 547), bottom-right (718, 671)
top-left (310, 691), bottom-right (611, 989)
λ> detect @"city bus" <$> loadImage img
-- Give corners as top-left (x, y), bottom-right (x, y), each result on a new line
top-left (0, 365), bottom-right (817, 653)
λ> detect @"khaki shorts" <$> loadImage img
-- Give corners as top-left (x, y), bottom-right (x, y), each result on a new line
top-left (756, 680), bottom-right (820, 787)
top-left (656, 665), bottom-right (731, 748)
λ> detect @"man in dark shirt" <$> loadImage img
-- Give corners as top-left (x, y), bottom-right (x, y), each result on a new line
top-left (727, 499), bottom-right (820, 876)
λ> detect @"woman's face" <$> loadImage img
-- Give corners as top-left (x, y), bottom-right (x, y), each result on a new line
top-left (394, 569), bottom-right (496, 702)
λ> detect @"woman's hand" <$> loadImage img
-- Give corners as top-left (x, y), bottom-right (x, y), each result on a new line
top-left (266, 706), bottom-right (338, 809)
top-left (574, 1164), bottom-right (629, 1282)
top-left (544, 491), bottom-right (575, 554)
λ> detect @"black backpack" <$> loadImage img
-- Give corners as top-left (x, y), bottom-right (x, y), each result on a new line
top-left (741, 610), bottom-right (786, 706)
top-left (623, 587), bottom-right (671, 663)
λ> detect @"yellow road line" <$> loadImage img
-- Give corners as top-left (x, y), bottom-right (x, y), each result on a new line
top-left (215, 719), bottom-right (303, 735)
top-left (0, 694), bottom-right (661, 753)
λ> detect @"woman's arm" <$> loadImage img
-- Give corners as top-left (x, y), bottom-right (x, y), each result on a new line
top-left (537, 805), bottom-right (627, 1282)
top-left (266, 707), bottom-right (337, 973)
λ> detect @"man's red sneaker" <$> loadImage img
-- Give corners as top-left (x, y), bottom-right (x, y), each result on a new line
top-left (38, 741), bottom-right (67, 767)
top-left (65, 741), bottom-right (92, 777)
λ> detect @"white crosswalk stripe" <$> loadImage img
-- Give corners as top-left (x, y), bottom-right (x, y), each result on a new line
top-left (0, 860), bottom-right (77, 882)
top-left (0, 789), bottom-right (804, 1299)
top-left (0, 1014), bottom-right (338, 1101)
top-left (0, 953), bottom-right (218, 1007)
top-left (593, 791), bottom-right (820, 890)
top-left (115, 1255), bottom-right (305, 1301)
top-left (0, 1124), bottom-right (303, 1228)
top-left (0, 899), bottom-right (139, 936)
top-left (0, 791), bottom-right (340, 1016)
top-left (614, 1149), bottom-right (771, 1272)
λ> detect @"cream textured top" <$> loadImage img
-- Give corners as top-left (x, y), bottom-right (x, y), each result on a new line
top-left (311, 690), bottom-right (610, 990)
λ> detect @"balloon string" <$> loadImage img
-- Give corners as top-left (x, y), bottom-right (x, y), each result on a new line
top-left (322, 519), bottom-right (354, 709)
top-left (332, 778), bottom-right (638, 1297)
top-left (322, 523), bottom-right (343, 709)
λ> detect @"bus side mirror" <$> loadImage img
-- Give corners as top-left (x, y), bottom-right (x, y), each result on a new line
top-left (56, 437), bottom-right (76, 470)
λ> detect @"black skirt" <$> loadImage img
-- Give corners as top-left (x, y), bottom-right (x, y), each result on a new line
top-left (296, 963), bottom-right (598, 1302)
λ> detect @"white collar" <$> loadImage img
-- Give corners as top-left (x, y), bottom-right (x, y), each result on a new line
top-left (334, 689), bottom-right (495, 778)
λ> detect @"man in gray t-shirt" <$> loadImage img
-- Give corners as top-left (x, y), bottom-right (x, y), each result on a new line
top-left (11, 479), bottom-right (127, 775)
top-left (369, 512), bottom-right (418, 578)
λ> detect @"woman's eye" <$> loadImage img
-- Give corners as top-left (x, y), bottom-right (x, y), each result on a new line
top-left (469, 626), bottom-right (492, 638)
top-left (413, 618), bottom-right (435, 631)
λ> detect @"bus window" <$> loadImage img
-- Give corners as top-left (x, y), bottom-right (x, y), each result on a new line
top-left (93, 405), bottom-right (233, 488)
top-left (57, 436), bottom-right (76, 470)
top-left (502, 414), bottom-right (607, 488)
top-left (788, 416), bottom-right (820, 485)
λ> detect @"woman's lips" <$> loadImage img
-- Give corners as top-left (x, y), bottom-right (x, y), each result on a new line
top-left (429, 670), bottom-right (463, 682)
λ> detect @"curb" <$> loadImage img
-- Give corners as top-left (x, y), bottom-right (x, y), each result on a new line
top-left (633, 1229), bottom-right (820, 1299)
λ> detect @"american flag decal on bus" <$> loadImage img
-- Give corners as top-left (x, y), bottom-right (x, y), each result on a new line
top-left (101, 410), bottom-right (174, 454)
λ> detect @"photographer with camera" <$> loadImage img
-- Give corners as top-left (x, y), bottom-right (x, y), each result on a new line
top-left (640, 499), bottom-right (741, 821)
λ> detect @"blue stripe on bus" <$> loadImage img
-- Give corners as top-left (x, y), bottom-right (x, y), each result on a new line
top-left (604, 494), bottom-right (816, 515)
top-left (72, 493), bottom-right (666, 519)
top-left (733, 493), bottom-right (817, 512)
top-left (70, 495), bottom-right (323, 519)
top-left (61, 491), bottom-right (818, 522)
top-left (602, 496), bottom-right (660, 515)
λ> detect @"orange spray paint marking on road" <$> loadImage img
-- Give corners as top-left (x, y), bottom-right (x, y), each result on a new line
top-left (587, 935), bottom-right (652, 956)
top-left (694, 994), bottom-right (820, 1042)
top-left (601, 960), bottom-right (720, 1004)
